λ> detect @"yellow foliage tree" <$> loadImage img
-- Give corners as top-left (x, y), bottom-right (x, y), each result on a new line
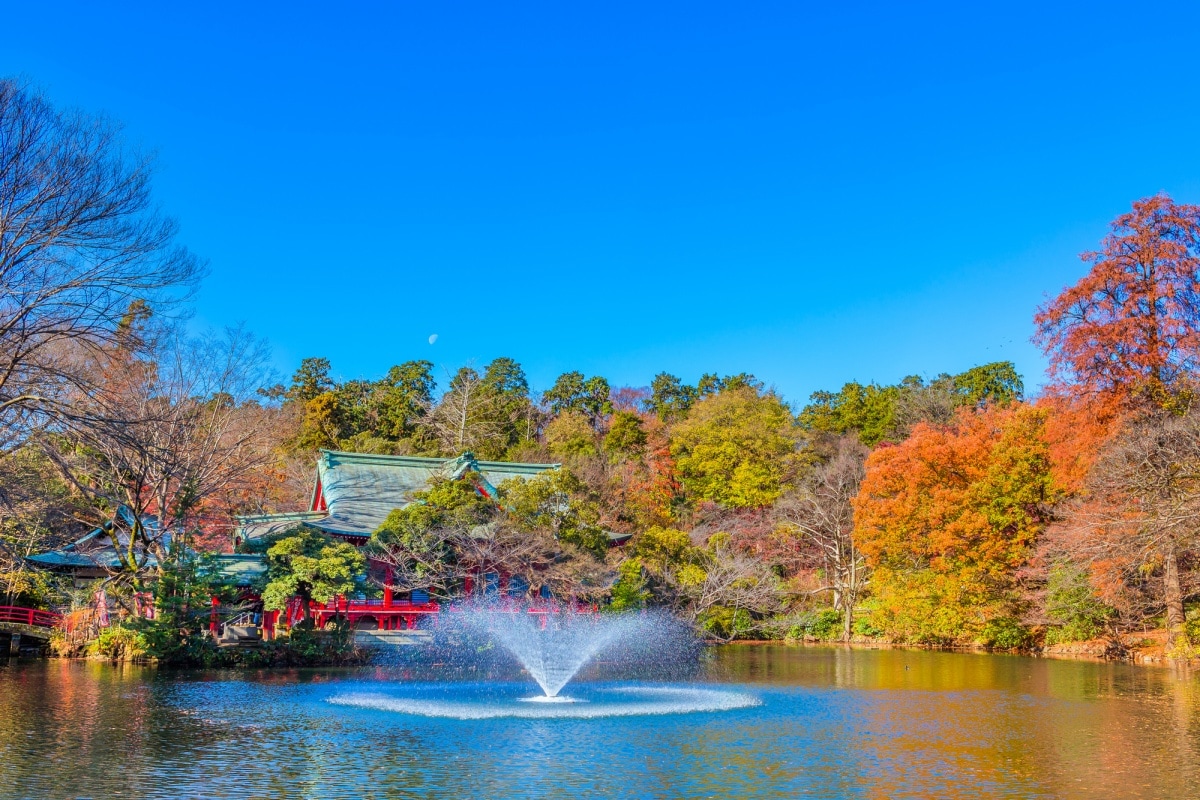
top-left (669, 386), bottom-right (799, 508)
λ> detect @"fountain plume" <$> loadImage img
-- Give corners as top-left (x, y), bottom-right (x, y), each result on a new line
top-left (457, 604), bottom-right (669, 697)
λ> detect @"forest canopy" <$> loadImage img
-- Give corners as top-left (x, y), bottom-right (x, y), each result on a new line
top-left (2, 77), bottom-right (1198, 655)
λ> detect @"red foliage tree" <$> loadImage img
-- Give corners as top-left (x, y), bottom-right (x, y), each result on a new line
top-left (1034, 194), bottom-right (1200, 409)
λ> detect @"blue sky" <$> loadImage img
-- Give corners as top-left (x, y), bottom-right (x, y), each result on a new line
top-left (5, 1), bottom-right (1200, 405)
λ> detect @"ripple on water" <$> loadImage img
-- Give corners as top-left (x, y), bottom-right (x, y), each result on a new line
top-left (327, 685), bottom-right (760, 720)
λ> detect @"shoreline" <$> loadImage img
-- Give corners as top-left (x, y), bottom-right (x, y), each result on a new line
top-left (725, 633), bottom-right (1200, 669)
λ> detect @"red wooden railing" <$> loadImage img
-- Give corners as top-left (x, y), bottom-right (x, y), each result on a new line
top-left (0, 606), bottom-right (62, 628)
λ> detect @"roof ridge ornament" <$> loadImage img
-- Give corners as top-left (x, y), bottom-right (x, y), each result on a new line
top-left (441, 451), bottom-right (481, 480)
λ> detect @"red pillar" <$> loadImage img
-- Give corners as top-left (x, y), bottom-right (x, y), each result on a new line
top-left (209, 596), bottom-right (219, 633)
top-left (384, 565), bottom-right (393, 607)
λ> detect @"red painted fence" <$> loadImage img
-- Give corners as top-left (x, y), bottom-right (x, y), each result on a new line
top-left (0, 606), bottom-right (62, 628)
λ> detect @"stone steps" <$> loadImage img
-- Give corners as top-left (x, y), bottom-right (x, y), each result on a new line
top-left (354, 629), bottom-right (432, 648)
top-left (217, 624), bottom-right (263, 648)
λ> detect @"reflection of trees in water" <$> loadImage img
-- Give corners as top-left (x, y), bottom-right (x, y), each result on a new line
top-left (0, 651), bottom-right (1197, 798)
top-left (710, 646), bottom-right (1200, 797)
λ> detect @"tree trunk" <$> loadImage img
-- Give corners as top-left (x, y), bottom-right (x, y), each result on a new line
top-left (841, 554), bottom-right (857, 642)
top-left (1163, 541), bottom-right (1186, 647)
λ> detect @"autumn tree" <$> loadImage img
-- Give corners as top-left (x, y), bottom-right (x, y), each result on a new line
top-left (853, 405), bottom-right (1053, 644)
top-left (603, 410), bottom-right (647, 461)
top-left (670, 386), bottom-right (799, 508)
top-left (1055, 412), bottom-right (1200, 646)
top-left (544, 411), bottom-right (598, 458)
top-left (612, 414), bottom-right (679, 529)
top-left (45, 324), bottom-right (278, 584)
top-left (1035, 194), bottom-right (1200, 409)
top-left (0, 447), bottom-right (87, 605)
top-left (615, 527), bottom-right (782, 640)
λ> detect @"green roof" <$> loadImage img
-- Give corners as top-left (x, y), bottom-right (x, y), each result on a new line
top-left (308, 450), bottom-right (559, 539)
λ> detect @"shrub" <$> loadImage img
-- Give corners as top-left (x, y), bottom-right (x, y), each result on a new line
top-left (609, 558), bottom-right (649, 611)
top-left (89, 625), bottom-right (148, 661)
top-left (1184, 605), bottom-right (1200, 644)
top-left (808, 609), bottom-right (843, 641)
top-left (852, 614), bottom-right (884, 638)
top-left (785, 609), bottom-right (843, 642)
top-left (979, 617), bottom-right (1033, 650)
top-left (699, 606), bottom-right (753, 640)
top-left (1044, 563), bottom-right (1113, 645)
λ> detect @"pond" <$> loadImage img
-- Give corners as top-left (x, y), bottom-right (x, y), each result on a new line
top-left (1, 646), bottom-right (1198, 799)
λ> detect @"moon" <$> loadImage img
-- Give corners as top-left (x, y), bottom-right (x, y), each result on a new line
top-left (428, 334), bottom-right (439, 345)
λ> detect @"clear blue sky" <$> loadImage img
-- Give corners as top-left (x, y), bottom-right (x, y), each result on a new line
top-left (5, 1), bottom-right (1200, 405)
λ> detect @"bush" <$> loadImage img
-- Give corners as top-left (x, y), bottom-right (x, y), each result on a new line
top-left (979, 617), bottom-right (1033, 650)
top-left (852, 614), bottom-right (884, 638)
top-left (278, 619), bottom-right (360, 664)
top-left (1184, 605), bottom-right (1200, 644)
top-left (1044, 564), bottom-right (1113, 645)
top-left (141, 617), bottom-right (223, 667)
top-left (785, 609), bottom-right (843, 642)
top-left (699, 606), bottom-right (754, 640)
top-left (808, 609), bottom-right (844, 641)
top-left (89, 625), bottom-right (148, 661)
top-left (609, 558), bottom-right (649, 611)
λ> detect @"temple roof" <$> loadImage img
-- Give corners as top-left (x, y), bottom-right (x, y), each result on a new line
top-left (238, 451), bottom-right (561, 543)
top-left (310, 450), bottom-right (560, 538)
top-left (235, 511), bottom-right (328, 545)
top-left (27, 507), bottom-right (166, 571)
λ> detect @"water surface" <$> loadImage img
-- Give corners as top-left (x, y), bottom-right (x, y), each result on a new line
top-left (1, 646), bottom-right (1197, 799)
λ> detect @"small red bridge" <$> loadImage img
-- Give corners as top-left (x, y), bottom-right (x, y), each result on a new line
top-left (1, 607), bottom-right (62, 651)
top-left (0, 606), bottom-right (61, 629)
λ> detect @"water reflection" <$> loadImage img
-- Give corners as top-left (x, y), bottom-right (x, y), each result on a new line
top-left (0, 647), bottom-right (1197, 799)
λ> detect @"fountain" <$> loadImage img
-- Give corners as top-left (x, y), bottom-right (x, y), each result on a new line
top-left (465, 607), bottom-right (645, 698)
top-left (326, 603), bottom-right (760, 719)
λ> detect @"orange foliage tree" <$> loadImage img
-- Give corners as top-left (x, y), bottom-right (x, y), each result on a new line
top-left (853, 405), bottom-right (1053, 643)
top-left (613, 415), bottom-right (680, 529)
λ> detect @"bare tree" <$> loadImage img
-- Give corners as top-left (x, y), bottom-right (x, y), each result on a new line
top-left (0, 80), bottom-right (201, 447)
top-left (888, 376), bottom-right (959, 439)
top-left (776, 435), bottom-right (868, 640)
top-left (43, 325), bottom-right (276, 586)
top-left (1056, 411), bottom-right (1200, 646)
top-left (372, 513), bottom-right (610, 603)
top-left (425, 366), bottom-right (506, 456)
top-left (674, 533), bottom-right (782, 641)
